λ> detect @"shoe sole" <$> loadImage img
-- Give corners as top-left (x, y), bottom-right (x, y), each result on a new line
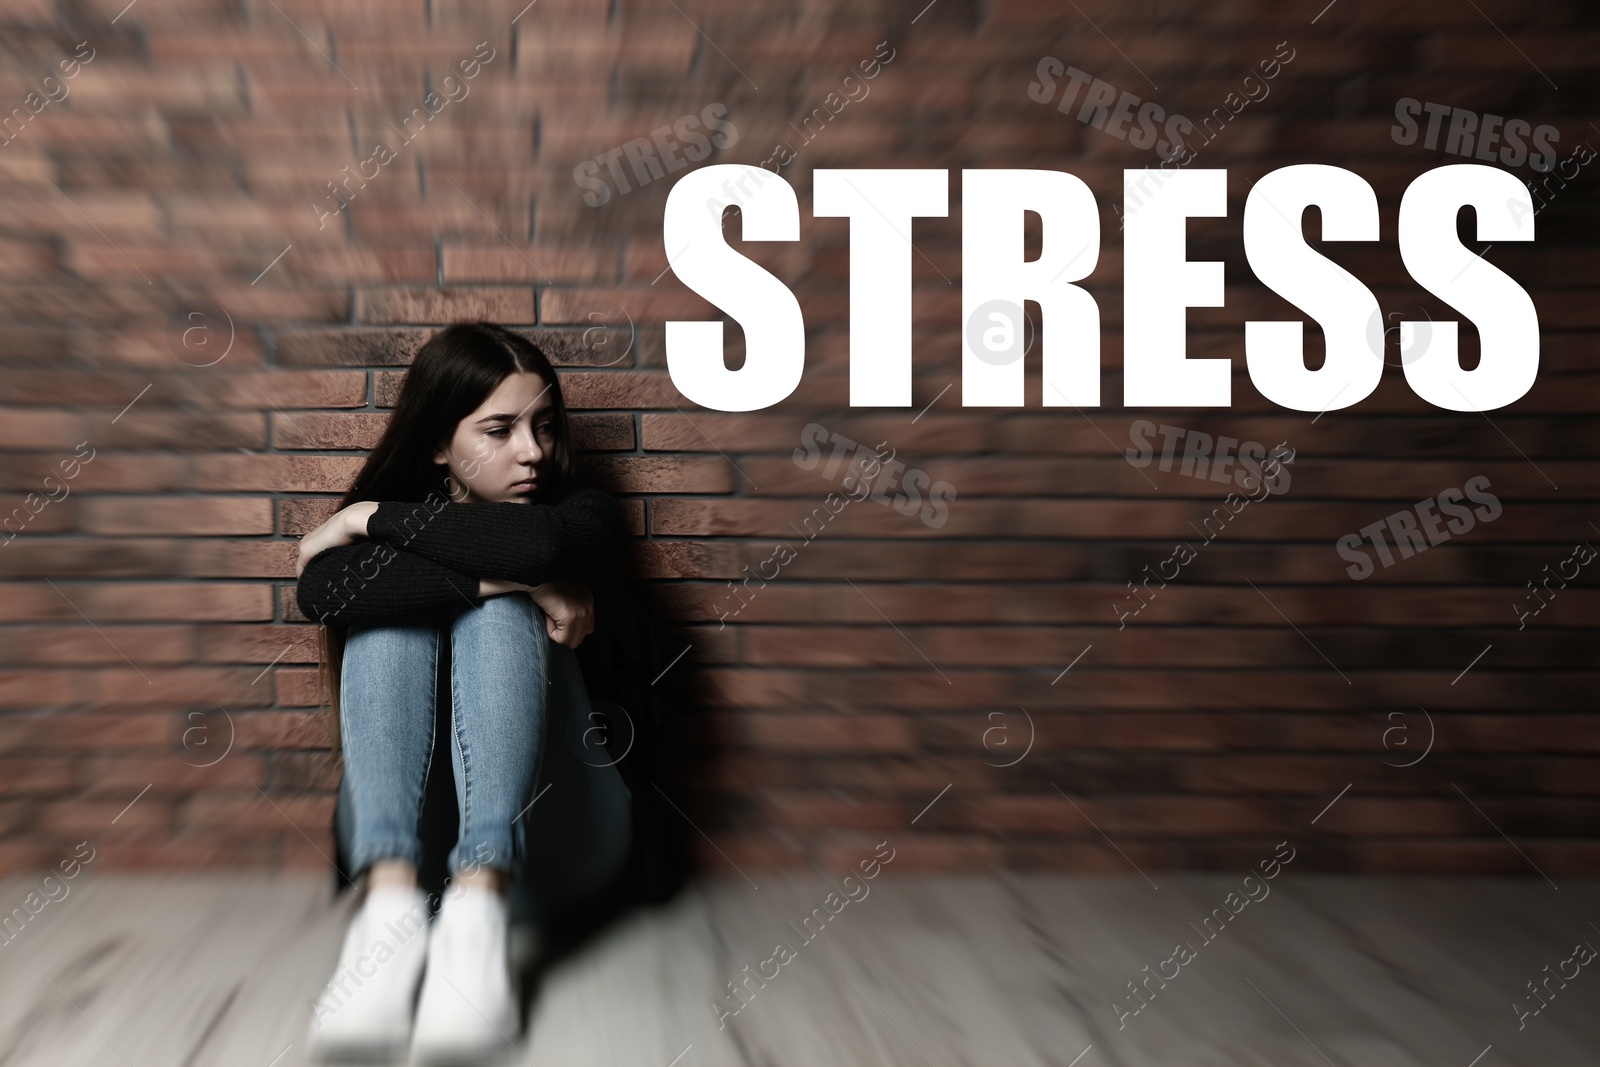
top-left (306, 1032), bottom-right (411, 1063)
top-left (411, 1035), bottom-right (519, 1066)
top-left (411, 1008), bottom-right (521, 1066)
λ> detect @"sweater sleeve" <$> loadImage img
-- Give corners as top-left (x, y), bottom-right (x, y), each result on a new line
top-left (363, 486), bottom-right (626, 587)
top-left (295, 538), bottom-right (482, 626)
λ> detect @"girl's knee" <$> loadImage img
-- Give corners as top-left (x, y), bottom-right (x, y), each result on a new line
top-left (346, 619), bottom-right (439, 657)
top-left (477, 590), bottom-right (543, 616)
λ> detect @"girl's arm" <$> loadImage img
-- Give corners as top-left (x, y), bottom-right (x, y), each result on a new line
top-left (360, 486), bottom-right (626, 587)
top-left (295, 538), bottom-right (493, 626)
top-left (297, 540), bottom-right (592, 645)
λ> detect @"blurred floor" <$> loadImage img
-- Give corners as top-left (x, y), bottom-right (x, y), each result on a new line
top-left (0, 871), bottom-right (1596, 1067)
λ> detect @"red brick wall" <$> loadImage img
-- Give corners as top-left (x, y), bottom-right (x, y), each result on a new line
top-left (1, 0), bottom-right (1595, 877)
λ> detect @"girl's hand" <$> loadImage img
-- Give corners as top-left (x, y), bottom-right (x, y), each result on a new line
top-left (478, 577), bottom-right (529, 597)
top-left (526, 581), bottom-right (595, 649)
top-left (295, 501), bottom-right (378, 577)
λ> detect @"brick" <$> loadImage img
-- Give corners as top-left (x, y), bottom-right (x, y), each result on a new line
top-left (930, 794), bottom-right (1088, 835)
top-left (631, 540), bottom-right (742, 579)
top-left (98, 413), bottom-right (268, 452)
top-left (191, 455), bottom-right (365, 492)
top-left (0, 672), bottom-right (77, 708)
top-left (0, 628), bottom-right (194, 668)
top-left (272, 667), bottom-right (327, 708)
top-left (571, 412), bottom-right (635, 451)
top-left (0, 371), bottom-right (165, 407)
top-left (1, 193), bottom-right (161, 240)
top-left (442, 243), bottom-right (616, 284)
top-left (758, 791), bottom-right (907, 830)
top-left (583, 455), bottom-right (735, 494)
top-left (274, 327), bottom-right (433, 367)
top-left (540, 287), bottom-right (724, 326)
top-left (227, 710), bottom-right (336, 750)
top-left (356, 287), bottom-right (536, 324)
top-left (743, 713), bottom-right (917, 753)
top-left (78, 667), bottom-right (282, 708)
top-left (174, 370), bottom-right (368, 410)
top-left (176, 789), bottom-right (335, 831)
top-left (0, 408), bottom-right (86, 451)
top-left (553, 370), bottom-right (687, 410)
top-left (0, 759), bottom-right (74, 796)
top-left (642, 412), bottom-right (824, 452)
top-left (1419, 33), bottom-right (1600, 71)
top-left (76, 754), bottom-right (267, 792)
top-left (81, 498), bottom-right (274, 536)
top-left (1315, 798), bottom-right (1467, 836)
top-left (187, 537), bottom-right (300, 579)
top-left (195, 623), bottom-right (319, 665)
top-left (279, 497), bottom-right (345, 535)
top-left (0, 454), bottom-right (186, 494)
top-left (513, 327), bottom-right (644, 368)
top-left (0, 842), bottom-right (66, 872)
top-left (11, 583), bottom-right (275, 623)
top-left (267, 750), bottom-right (343, 791)
top-left (38, 796), bottom-right (174, 834)
top-left (0, 800), bottom-right (31, 836)
top-left (272, 411), bottom-right (389, 450)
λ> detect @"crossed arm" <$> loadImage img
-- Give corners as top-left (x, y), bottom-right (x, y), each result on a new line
top-left (294, 487), bottom-right (626, 644)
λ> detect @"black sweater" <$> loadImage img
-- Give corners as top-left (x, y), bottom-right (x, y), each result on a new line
top-left (294, 487), bottom-right (627, 626)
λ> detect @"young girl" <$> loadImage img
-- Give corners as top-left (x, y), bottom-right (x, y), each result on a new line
top-left (293, 322), bottom-right (628, 1063)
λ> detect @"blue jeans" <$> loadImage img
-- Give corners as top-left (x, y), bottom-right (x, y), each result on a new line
top-left (338, 591), bottom-right (634, 915)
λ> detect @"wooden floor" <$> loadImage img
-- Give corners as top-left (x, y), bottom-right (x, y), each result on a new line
top-left (0, 871), bottom-right (1596, 1066)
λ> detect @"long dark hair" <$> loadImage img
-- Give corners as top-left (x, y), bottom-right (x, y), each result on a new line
top-left (313, 322), bottom-right (580, 747)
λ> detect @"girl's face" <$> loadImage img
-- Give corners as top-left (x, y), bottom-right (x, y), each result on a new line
top-left (433, 371), bottom-right (556, 504)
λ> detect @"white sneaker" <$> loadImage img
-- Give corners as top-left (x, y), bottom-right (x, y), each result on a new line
top-left (410, 888), bottom-right (521, 1064)
top-left (307, 885), bottom-right (432, 1061)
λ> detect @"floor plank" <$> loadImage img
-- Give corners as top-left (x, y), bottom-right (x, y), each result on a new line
top-left (1, 872), bottom-right (1597, 1066)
